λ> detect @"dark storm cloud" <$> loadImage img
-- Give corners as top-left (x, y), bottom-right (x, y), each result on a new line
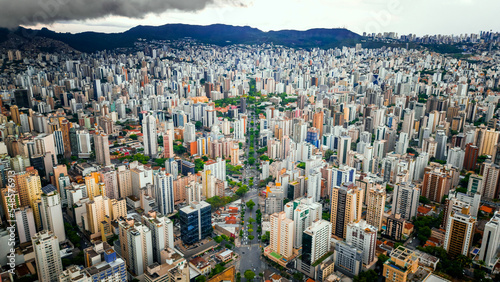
top-left (0, 0), bottom-right (246, 27)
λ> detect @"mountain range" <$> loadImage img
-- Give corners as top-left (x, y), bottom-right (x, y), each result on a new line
top-left (0, 24), bottom-right (362, 53)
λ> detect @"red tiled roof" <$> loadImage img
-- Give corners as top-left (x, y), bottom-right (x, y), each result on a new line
top-left (480, 205), bottom-right (494, 213)
top-left (418, 206), bottom-right (432, 214)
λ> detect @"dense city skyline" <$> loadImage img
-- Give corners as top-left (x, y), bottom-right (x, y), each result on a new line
top-left (2, 2), bottom-right (500, 282)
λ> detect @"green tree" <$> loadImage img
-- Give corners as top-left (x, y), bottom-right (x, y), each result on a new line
top-left (246, 200), bottom-right (255, 210)
top-left (377, 254), bottom-right (390, 268)
top-left (130, 134), bottom-right (138, 140)
top-left (195, 121), bottom-right (203, 130)
top-left (419, 196), bottom-right (431, 205)
top-left (353, 270), bottom-right (378, 282)
top-left (244, 270), bottom-right (255, 281)
top-left (248, 157), bottom-right (256, 165)
top-left (324, 149), bottom-right (334, 160)
top-left (194, 158), bottom-right (205, 172)
top-left (195, 275), bottom-right (206, 282)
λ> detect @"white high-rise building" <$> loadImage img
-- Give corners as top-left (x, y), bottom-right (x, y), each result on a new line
top-left (40, 190), bottom-right (66, 242)
top-left (346, 220), bottom-right (377, 266)
top-left (307, 171), bottom-right (322, 202)
top-left (233, 118), bottom-right (245, 140)
top-left (33, 230), bottom-right (63, 282)
top-left (143, 212), bottom-right (175, 263)
top-left (125, 222), bottom-right (153, 276)
top-left (392, 182), bottom-right (420, 221)
top-left (479, 211), bottom-right (500, 267)
top-left (447, 147), bottom-right (465, 170)
top-left (395, 132), bottom-right (408, 155)
top-left (184, 122), bottom-right (196, 144)
top-left (284, 197), bottom-right (322, 248)
top-left (302, 220), bottom-right (332, 265)
top-left (14, 206), bottom-right (36, 244)
top-left (142, 113), bottom-right (158, 158)
top-left (203, 157), bottom-right (226, 182)
top-left (154, 171), bottom-right (175, 215)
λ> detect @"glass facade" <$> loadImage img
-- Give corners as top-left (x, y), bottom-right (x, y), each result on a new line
top-left (180, 203), bottom-right (212, 245)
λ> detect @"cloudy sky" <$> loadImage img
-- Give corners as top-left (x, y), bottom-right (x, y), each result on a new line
top-left (6, 0), bottom-right (499, 36)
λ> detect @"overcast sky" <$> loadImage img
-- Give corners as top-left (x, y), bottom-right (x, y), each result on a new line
top-left (17, 0), bottom-right (500, 36)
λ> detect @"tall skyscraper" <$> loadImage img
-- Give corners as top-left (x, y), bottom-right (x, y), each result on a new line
top-left (444, 208), bottom-right (476, 257)
top-left (94, 132), bottom-right (111, 166)
top-left (14, 206), bottom-right (36, 244)
top-left (422, 167), bottom-right (451, 202)
top-left (270, 211), bottom-right (294, 259)
top-left (154, 171), bottom-right (175, 216)
top-left (479, 211), bottom-right (500, 267)
top-left (142, 113), bottom-right (158, 158)
top-left (117, 165), bottom-right (133, 198)
top-left (118, 217), bottom-right (154, 276)
top-left (346, 220), bottom-right (377, 266)
top-left (143, 211), bottom-right (175, 263)
top-left (33, 230), bottom-right (63, 282)
top-left (40, 188), bottom-right (66, 242)
top-left (392, 182), bottom-right (420, 221)
top-left (365, 186), bottom-right (386, 231)
top-left (338, 135), bottom-right (352, 166)
top-left (482, 161), bottom-right (500, 199)
top-left (463, 143), bottom-right (479, 171)
top-left (10, 105), bottom-right (20, 125)
top-left (330, 183), bottom-right (363, 239)
top-left (313, 111), bottom-right (324, 138)
top-left (302, 220), bottom-right (332, 265)
top-left (284, 198), bottom-right (322, 249)
top-left (435, 130), bottom-right (447, 161)
top-left (163, 129), bottom-right (175, 159)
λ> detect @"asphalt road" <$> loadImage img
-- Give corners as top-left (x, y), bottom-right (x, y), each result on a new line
top-left (234, 192), bottom-right (267, 279)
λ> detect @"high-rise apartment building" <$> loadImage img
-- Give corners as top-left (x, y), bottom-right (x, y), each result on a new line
top-left (479, 211), bottom-right (500, 267)
top-left (421, 168), bottom-right (451, 203)
top-left (302, 220), bottom-right (332, 266)
top-left (142, 113), bottom-right (158, 158)
top-left (392, 182), bottom-right (420, 221)
top-left (40, 187), bottom-right (66, 242)
top-left (346, 220), bottom-right (377, 266)
top-left (482, 161), bottom-right (500, 199)
top-left (270, 211), bottom-right (294, 259)
top-left (33, 230), bottom-right (63, 282)
top-left (330, 183), bottom-right (363, 239)
top-left (117, 165), bottom-right (133, 198)
top-left (143, 211), bottom-right (175, 263)
top-left (14, 206), bottom-right (36, 244)
top-left (118, 217), bottom-right (154, 276)
top-left (365, 186), bottom-right (386, 231)
top-left (154, 171), bottom-right (174, 216)
top-left (443, 208), bottom-right (476, 257)
top-left (338, 135), bottom-right (352, 166)
top-left (463, 143), bottom-right (479, 171)
top-left (94, 131), bottom-right (111, 166)
top-left (334, 241), bottom-right (363, 277)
